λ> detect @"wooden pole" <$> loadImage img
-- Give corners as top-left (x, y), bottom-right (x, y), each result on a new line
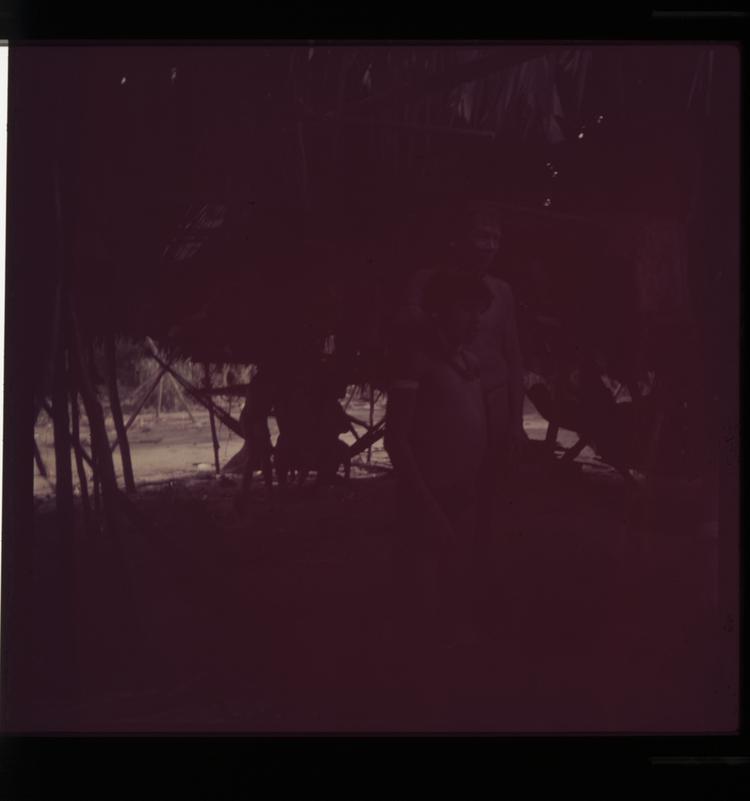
top-left (343, 384), bottom-right (357, 410)
top-left (125, 375), bottom-right (154, 406)
top-left (545, 421), bottom-right (560, 454)
top-left (69, 379), bottom-right (91, 527)
top-left (69, 302), bottom-right (120, 538)
top-left (205, 362), bottom-right (221, 474)
top-left (349, 419), bottom-right (386, 459)
top-left (367, 384), bottom-right (375, 464)
top-left (144, 340), bottom-right (244, 436)
top-left (111, 365), bottom-right (167, 454)
top-left (167, 372), bottom-right (196, 423)
top-left (50, 166), bottom-right (75, 538)
top-left (156, 374), bottom-right (163, 421)
top-left (91, 450), bottom-right (101, 526)
top-left (42, 396), bottom-right (95, 473)
top-left (51, 318), bottom-right (74, 538)
top-left (49, 158), bottom-right (80, 716)
top-left (33, 438), bottom-right (49, 479)
top-left (105, 334), bottom-right (136, 493)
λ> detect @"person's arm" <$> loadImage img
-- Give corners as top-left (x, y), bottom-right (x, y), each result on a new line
top-left (384, 373), bottom-right (455, 544)
top-left (502, 282), bottom-right (526, 440)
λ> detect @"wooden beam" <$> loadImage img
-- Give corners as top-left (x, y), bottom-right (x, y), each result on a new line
top-left (346, 412), bottom-right (373, 430)
top-left (144, 338), bottom-right (245, 438)
top-left (348, 419), bottom-right (386, 459)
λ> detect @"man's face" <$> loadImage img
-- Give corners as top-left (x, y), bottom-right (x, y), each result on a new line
top-left (463, 228), bottom-right (501, 275)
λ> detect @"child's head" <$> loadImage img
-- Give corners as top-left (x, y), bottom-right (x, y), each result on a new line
top-left (422, 270), bottom-right (492, 346)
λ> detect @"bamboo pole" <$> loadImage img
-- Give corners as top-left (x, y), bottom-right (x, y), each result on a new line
top-left (144, 340), bottom-right (244, 437)
top-left (349, 419), bottom-right (386, 459)
top-left (69, 379), bottom-right (91, 527)
top-left (105, 334), bottom-right (136, 493)
top-left (33, 438), bottom-right (48, 479)
top-left (125, 375), bottom-right (154, 406)
top-left (204, 363), bottom-right (221, 474)
top-left (110, 366), bottom-right (167, 454)
top-left (69, 302), bottom-right (120, 538)
top-left (156, 374), bottom-right (163, 421)
top-left (50, 165), bottom-right (75, 537)
top-left (167, 372), bottom-right (196, 423)
top-left (42, 397), bottom-right (94, 470)
top-left (91, 461), bottom-right (101, 527)
top-left (343, 384), bottom-right (358, 410)
top-left (51, 321), bottom-right (74, 538)
top-left (367, 384), bottom-right (375, 464)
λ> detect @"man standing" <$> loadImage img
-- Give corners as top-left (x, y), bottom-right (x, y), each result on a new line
top-left (395, 210), bottom-right (526, 579)
top-left (385, 270), bottom-right (494, 648)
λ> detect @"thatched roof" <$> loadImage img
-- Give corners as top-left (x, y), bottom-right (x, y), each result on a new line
top-left (11, 43), bottom-right (727, 382)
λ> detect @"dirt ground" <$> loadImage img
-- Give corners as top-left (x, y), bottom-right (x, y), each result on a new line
top-left (23, 398), bottom-right (736, 734)
top-left (32, 397), bottom-right (592, 498)
top-left (33, 396), bottom-right (395, 497)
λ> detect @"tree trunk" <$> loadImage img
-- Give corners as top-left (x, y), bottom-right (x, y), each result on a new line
top-left (105, 334), bottom-right (136, 493)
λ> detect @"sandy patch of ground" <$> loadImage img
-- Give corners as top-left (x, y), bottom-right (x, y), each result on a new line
top-left (33, 396), bottom-right (599, 497)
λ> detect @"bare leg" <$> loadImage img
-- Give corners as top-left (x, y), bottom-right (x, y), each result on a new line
top-left (262, 456), bottom-right (276, 507)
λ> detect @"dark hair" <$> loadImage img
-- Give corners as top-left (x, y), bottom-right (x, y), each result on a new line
top-left (422, 270), bottom-right (493, 317)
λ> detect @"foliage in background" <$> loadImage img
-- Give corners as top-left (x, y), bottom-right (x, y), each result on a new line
top-left (86, 338), bottom-right (253, 414)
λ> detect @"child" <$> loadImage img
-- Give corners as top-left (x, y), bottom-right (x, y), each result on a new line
top-left (234, 366), bottom-right (276, 516)
top-left (385, 269), bottom-right (493, 644)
